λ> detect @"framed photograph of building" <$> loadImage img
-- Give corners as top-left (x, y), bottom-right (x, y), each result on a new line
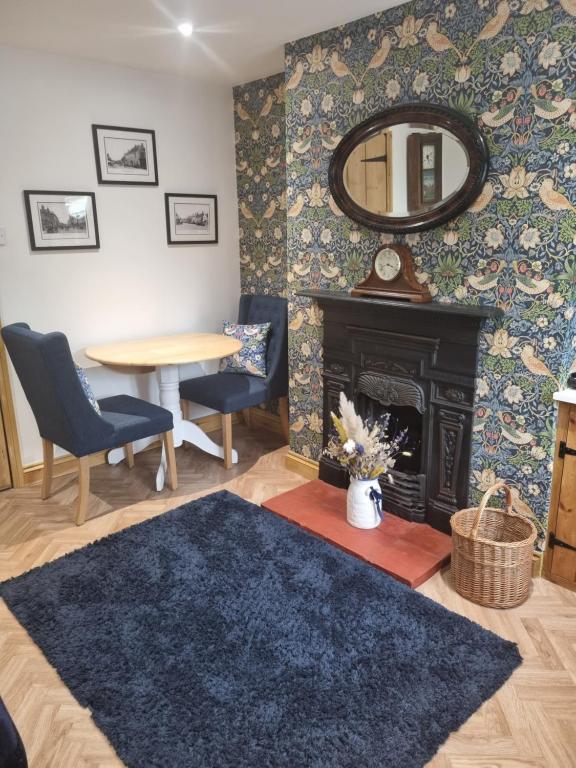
top-left (24, 190), bottom-right (100, 251)
top-left (92, 124), bottom-right (158, 185)
top-left (164, 194), bottom-right (218, 244)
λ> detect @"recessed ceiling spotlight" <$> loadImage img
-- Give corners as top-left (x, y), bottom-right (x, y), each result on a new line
top-left (177, 22), bottom-right (194, 37)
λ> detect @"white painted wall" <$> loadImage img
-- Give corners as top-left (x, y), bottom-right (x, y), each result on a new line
top-left (0, 46), bottom-right (240, 465)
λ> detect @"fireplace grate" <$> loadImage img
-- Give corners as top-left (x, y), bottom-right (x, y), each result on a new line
top-left (380, 470), bottom-right (426, 523)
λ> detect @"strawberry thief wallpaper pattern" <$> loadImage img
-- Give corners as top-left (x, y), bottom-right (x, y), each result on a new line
top-left (235, 0), bottom-right (576, 532)
top-left (233, 73), bottom-right (287, 297)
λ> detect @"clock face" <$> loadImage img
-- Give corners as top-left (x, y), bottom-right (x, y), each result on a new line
top-left (374, 247), bottom-right (402, 282)
top-left (422, 144), bottom-right (435, 170)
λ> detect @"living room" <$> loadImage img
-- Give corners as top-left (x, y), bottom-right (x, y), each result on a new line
top-left (0, 1), bottom-right (574, 766)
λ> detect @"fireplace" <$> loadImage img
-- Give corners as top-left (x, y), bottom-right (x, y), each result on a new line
top-left (298, 290), bottom-right (502, 534)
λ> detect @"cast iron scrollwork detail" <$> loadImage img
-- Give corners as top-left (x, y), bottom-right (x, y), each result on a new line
top-left (440, 386), bottom-right (471, 405)
top-left (357, 372), bottom-right (426, 414)
top-left (437, 409), bottom-right (466, 504)
top-left (364, 358), bottom-right (417, 376)
top-left (326, 361), bottom-right (347, 377)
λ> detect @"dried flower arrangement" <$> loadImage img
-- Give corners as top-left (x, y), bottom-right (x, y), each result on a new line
top-left (324, 392), bottom-right (407, 481)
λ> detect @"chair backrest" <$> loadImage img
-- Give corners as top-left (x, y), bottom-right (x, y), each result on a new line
top-left (1, 323), bottom-right (113, 457)
top-left (238, 295), bottom-right (288, 399)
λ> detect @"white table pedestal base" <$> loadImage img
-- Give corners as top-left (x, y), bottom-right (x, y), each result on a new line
top-left (107, 364), bottom-right (238, 489)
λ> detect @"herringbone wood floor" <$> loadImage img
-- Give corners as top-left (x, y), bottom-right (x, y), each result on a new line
top-left (1, 427), bottom-right (575, 767)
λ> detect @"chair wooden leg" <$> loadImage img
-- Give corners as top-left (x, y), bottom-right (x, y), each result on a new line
top-left (279, 396), bottom-right (290, 444)
top-left (124, 442), bottom-right (135, 468)
top-left (76, 456), bottom-right (91, 526)
top-left (242, 408), bottom-right (252, 428)
top-left (41, 439), bottom-right (54, 500)
top-left (180, 400), bottom-right (190, 448)
top-left (222, 413), bottom-right (233, 470)
top-left (162, 431), bottom-right (178, 491)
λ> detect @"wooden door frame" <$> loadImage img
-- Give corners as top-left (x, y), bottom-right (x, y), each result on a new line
top-left (0, 327), bottom-right (24, 487)
top-left (543, 400), bottom-right (570, 585)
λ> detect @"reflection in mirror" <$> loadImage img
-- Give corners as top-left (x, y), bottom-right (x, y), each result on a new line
top-left (343, 124), bottom-right (470, 218)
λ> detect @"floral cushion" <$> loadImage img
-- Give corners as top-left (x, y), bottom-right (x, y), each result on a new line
top-left (75, 364), bottom-right (101, 414)
top-left (219, 322), bottom-right (271, 378)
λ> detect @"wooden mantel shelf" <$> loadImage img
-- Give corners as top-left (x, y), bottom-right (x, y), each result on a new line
top-left (297, 290), bottom-right (504, 321)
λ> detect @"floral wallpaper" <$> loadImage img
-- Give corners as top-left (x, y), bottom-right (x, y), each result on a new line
top-left (283, 0), bottom-right (576, 529)
top-left (233, 73), bottom-right (287, 296)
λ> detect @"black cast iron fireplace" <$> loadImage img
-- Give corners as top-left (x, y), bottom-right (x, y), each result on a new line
top-left (298, 290), bottom-right (502, 534)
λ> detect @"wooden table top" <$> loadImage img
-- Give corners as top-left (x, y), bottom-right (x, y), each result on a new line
top-left (86, 333), bottom-right (242, 368)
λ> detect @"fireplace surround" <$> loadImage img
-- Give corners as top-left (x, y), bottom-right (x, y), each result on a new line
top-left (298, 291), bottom-right (503, 534)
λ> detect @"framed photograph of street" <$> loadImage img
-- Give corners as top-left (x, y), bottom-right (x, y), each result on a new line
top-left (165, 194), bottom-right (218, 244)
top-left (24, 190), bottom-right (100, 251)
top-left (92, 124), bottom-right (158, 185)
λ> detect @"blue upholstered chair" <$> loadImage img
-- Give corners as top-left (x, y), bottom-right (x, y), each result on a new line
top-left (179, 295), bottom-right (289, 468)
top-left (0, 696), bottom-right (27, 768)
top-left (1, 323), bottom-right (178, 525)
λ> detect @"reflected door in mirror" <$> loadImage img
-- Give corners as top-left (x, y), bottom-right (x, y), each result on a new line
top-left (344, 131), bottom-right (391, 215)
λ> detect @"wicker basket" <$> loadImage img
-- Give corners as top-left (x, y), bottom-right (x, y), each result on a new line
top-left (450, 482), bottom-right (537, 609)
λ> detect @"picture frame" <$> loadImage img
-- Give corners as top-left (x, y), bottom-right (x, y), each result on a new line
top-left (406, 132), bottom-right (443, 211)
top-left (92, 124), bottom-right (158, 185)
top-left (24, 190), bottom-right (100, 251)
top-left (164, 194), bottom-right (218, 245)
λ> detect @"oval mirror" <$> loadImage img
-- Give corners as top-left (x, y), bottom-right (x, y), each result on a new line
top-left (328, 103), bottom-right (489, 234)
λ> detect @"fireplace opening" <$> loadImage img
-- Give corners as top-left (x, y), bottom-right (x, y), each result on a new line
top-left (358, 398), bottom-right (422, 474)
top-left (354, 372), bottom-right (428, 522)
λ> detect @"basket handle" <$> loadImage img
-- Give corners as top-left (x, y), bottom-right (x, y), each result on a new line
top-left (470, 482), bottom-right (514, 539)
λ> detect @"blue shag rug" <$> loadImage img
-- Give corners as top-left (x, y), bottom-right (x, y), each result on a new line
top-left (1, 490), bottom-right (521, 768)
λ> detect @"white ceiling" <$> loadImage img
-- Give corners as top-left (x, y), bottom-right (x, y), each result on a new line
top-left (0, 0), bottom-right (403, 86)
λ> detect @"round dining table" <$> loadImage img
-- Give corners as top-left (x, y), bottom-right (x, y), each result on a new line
top-left (85, 332), bottom-right (242, 490)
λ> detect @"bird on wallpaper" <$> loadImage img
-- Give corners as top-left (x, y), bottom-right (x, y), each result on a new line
top-left (235, 93), bottom-right (274, 128)
top-left (530, 83), bottom-right (573, 120)
top-left (425, 22), bottom-right (455, 53)
top-left (426, 1), bottom-right (509, 61)
top-left (497, 412), bottom-right (534, 446)
top-left (467, 259), bottom-right (505, 291)
top-left (328, 195), bottom-right (344, 217)
top-left (239, 201), bottom-right (255, 221)
top-left (290, 414), bottom-right (306, 433)
top-left (239, 199), bottom-right (276, 226)
top-left (287, 194), bottom-right (305, 218)
top-left (539, 178), bottom-right (576, 213)
top-left (286, 61), bottom-right (304, 91)
top-left (467, 181), bottom-right (494, 212)
top-left (289, 311), bottom-right (305, 331)
top-left (520, 344), bottom-right (559, 387)
top-left (508, 487), bottom-right (536, 521)
top-left (512, 261), bottom-right (551, 295)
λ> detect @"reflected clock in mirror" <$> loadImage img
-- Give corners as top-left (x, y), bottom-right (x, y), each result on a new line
top-left (329, 103), bottom-right (489, 234)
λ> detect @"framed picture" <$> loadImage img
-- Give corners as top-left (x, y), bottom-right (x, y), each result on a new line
top-left (92, 124), bottom-right (158, 185)
top-left (24, 190), bottom-right (100, 251)
top-left (406, 132), bottom-right (443, 211)
top-left (165, 194), bottom-right (218, 244)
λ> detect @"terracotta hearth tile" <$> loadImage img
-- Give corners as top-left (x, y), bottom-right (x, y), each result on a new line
top-left (262, 479), bottom-right (451, 588)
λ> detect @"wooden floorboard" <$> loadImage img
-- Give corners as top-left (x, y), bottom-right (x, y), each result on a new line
top-left (0, 427), bottom-right (574, 767)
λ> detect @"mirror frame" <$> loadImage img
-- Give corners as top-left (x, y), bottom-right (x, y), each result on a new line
top-left (328, 102), bottom-right (489, 234)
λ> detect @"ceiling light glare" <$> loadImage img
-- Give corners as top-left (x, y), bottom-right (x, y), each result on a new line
top-left (177, 22), bottom-right (193, 37)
